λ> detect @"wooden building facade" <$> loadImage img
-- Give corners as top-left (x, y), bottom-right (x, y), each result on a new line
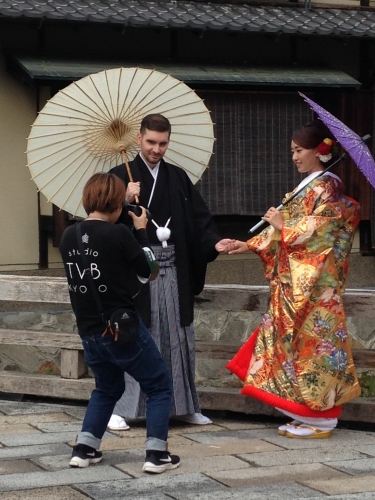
top-left (0, 0), bottom-right (375, 269)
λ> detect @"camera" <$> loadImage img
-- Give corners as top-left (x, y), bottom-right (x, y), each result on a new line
top-left (124, 203), bottom-right (152, 220)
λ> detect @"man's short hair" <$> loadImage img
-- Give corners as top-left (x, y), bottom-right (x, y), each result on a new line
top-left (140, 114), bottom-right (171, 137)
top-left (82, 172), bottom-right (126, 215)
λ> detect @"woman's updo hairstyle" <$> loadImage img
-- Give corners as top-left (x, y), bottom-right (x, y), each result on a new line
top-left (292, 119), bottom-right (335, 150)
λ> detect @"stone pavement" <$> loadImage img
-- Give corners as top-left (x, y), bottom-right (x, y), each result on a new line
top-left (1, 399), bottom-right (375, 499)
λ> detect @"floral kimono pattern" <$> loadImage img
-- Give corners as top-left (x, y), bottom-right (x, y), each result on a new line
top-left (227, 174), bottom-right (361, 418)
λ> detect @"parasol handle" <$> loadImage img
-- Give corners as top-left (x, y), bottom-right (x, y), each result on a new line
top-left (249, 204), bottom-right (283, 233)
top-left (119, 147), bottom-right (139, 204)
top-left (362, 134), bottom-right (371, 143)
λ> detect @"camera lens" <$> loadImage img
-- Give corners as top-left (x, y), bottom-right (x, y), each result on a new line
top-left (124, 203), bottom-right (151, 219)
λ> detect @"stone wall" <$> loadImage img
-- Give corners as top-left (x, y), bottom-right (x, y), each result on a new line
top-left (1, 282), bottom-right (374, 389)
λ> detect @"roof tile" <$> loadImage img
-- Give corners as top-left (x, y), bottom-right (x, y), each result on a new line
top-left (0, 0), bottom-right (374, 39)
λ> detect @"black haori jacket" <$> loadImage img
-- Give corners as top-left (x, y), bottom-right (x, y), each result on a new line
top-left (110, 154), bottom-right (220, 327)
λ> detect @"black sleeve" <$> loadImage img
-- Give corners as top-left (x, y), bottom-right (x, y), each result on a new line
top-left (129, 251), bottom-right (150, 279)
top-left (187, 175), bottom-right (220, 263)
top-left (134, 228), bottom-right (151, 248)
top-left (116, 224), bottom-right (151, 280)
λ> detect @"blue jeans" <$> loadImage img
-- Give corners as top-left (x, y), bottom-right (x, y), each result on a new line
top-left (77, 321), bottom-right (172, 452)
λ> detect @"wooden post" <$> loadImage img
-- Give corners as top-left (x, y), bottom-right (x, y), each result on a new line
top-left (60, 349), bottom-right (87, 379)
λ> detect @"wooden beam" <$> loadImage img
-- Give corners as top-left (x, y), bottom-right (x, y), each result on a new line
top-left (0, 371), bottom-right (94, 400)
top-left (0, 329), bottom-right (82, 350)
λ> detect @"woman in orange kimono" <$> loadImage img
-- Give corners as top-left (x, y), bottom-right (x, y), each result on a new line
top-left (226, 120), bottom-right (361, 439)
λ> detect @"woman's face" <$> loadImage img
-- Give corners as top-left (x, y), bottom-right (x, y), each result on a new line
top-left (291, 140), bottom-right (322, 175)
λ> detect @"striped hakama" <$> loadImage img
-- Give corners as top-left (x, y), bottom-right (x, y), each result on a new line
top-left (114, 245), bottom-right (200, 418)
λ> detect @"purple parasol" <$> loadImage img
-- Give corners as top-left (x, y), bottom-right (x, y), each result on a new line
top-left (300, 92), bottom-right (375, 189)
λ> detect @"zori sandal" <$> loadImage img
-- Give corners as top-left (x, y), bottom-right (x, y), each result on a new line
top-left (277, 420), bottom-right (302, 436)
top-left (286, 425), bottom-right (332, 439)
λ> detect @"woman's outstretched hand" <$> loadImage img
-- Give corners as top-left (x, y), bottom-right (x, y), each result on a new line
top-left (215, 239), bottom-right (235, 253)
top-left (226, 240), bottom-right (249, 255)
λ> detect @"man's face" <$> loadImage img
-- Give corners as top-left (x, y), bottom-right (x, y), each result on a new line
top-left (137, 129), bottom-right (170, 168)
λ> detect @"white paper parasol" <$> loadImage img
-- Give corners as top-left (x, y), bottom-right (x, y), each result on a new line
top-left (26, 67), bottom-right (215, 218)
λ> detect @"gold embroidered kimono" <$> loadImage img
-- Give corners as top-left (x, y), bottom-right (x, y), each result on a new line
top-left (227, 173), bottom-right (361, 418)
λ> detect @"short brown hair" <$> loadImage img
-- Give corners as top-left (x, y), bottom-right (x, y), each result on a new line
top-left (82, 172), bottom-right (125, 215)
top-left (140, 114), bottom-right (171, 137)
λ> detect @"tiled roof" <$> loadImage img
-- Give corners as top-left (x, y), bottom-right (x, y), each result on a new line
top-left (0, 0), bottom-right (375, 38)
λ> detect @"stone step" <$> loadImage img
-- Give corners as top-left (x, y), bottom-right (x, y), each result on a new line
top-left (0, 370), bottom-right (372, 423)
top-left (197, 386), bottom-right (373, 423)
top-left (0, 274), bottom-right (70, 304)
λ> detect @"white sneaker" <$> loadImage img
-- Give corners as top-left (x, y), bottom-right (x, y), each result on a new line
top-left (107, 414), bottom-right (130, 431)
top-left (175, 412), bottom-right (213, 425)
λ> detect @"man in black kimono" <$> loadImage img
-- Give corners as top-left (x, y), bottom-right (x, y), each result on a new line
top-left (108, 114), bottom-right (231, 430)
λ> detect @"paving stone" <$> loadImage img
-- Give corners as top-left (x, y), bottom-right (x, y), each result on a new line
top-left (178, 428), bottom-right (283, 444)
top-left (108, 422), bottom-right (227, 438)
top-left (299, 495), bottom-right (375, 500)
top-left (239, 446), bottom-right (367, 467)
top-left (0, 402), bottom-right (83, 415)
top-left (0, 412), bottom-right (76, 425)
top-left (0, 485), bottom-right (88, 499)
top-left (104, 497), bottom-right (171, 500)
top-left (106, 427), bottom-right (145, 438)
top-left (205, 463), bottom-right (348, 487)
top-left (0, 423), bottom-right (42, 435)
top-left (93, 434), bottom-right (280, 459)
top-left (185, 428), bottom-right (375, 450)
top-left (1, 430), bottom-right (112, 447)
top-left (97, 434), bottom-right (192, 451)
top-left (30, 453), bottom-right (74, 471)
top-left (170, 481), bottom-right (325, 499)
top-left (176, 438), bottom-right (282, 459)
top-left (0, 443), bottom-right (72, 459)
top-left (211, 421), bottom-right (272, 431)
top-left (302, 474), bottom-right (375, 495)
top-left (352, 444), bottom-right (375, 456)
top-left (33, 449), bottom-right (145, 471)
top-left (322, 457), bottom-right (375, 474)
top-left (77, 472), bottom-right (226, 499)
top-left (118, 455), bottom-right (250, 478)
top-left (0, 402), bottom-right (87, 421)
top-left (58, 407), bottom-right (87, 420)
top-left (34, 421), bottom-right (83, 433)
top-left (94, 437), bottom-right (280, 464)
top-left (0, 458), bottom-right (43, 474)
top-left (2, 400), bottom-right (375, 498)
top-left (168, 423), bottom-right (225, 434)
top-left (0, 466), bottom-right (128, 492)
